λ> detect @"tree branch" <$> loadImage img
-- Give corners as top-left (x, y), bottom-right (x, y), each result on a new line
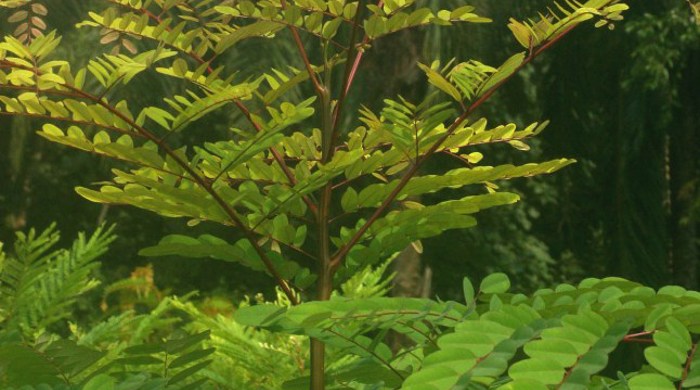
top-left (232, 100), bottom-right (319, 216)
top-left (107, 0), bottom-right (318, 217)
top-left (80, 91), bottom-right (299, 304)
top-left (1, 58), bottom-right (300, 304)
top-left (329, 0), bottom-right (371, 152)
top-left (329, 23), bottom-right (580, 273)
top-left (279, 0), bottom-right (326, 97)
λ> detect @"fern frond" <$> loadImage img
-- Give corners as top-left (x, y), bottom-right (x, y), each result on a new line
top-left (235, 296), bottom-right (469, 388)
top-left (25, 225), bottom-right (114, 330)
top-left (338, 258), bottom-right (394, 299)
top-left (75, 310), bottom-right (135, 348)
top-left (169, 297), bottom-right (307, 388)
top-left (1, 224), bottom-right (61, 327)
top-left (235, 298), bottom-right (467, 351)
top-left (0, 224), bottom-right (115, 335)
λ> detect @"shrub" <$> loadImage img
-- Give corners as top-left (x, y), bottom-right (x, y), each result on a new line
top-left (0, 0), bottom-right (634, 388)
top-left (238, 273), bottom-right (700, 389)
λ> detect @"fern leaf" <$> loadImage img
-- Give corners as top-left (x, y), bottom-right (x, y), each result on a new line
top-left (0, 224), bottom-right (114, 334)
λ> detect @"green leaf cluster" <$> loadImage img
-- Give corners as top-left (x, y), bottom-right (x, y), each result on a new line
top-left (0, 0), bottom-right (631, 299)
top-left (235, 274), bottom-right (700, 389)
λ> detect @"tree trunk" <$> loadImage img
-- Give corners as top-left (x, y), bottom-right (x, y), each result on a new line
top-left (392, 245), bottom-right (431, 298)
top-left (1, 117), bottom-right (33, 238)
top-left (669, 50), bottom-right (699, 289)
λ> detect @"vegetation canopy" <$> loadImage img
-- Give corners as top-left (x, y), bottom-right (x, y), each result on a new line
top-left (5, 1), bottom-right (696, 390)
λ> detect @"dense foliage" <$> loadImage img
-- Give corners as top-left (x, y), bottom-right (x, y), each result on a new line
top-left (0, 225), bottom-right (218, 389)
top-left (0, 225), bottom-right (389, 388)
top-left (0, 0), bottom-right (698, 389)
top-left (1, 1), bottom-right (698, 297)
top-left (2, 227), bottom-right (700, 389)
top-left (238, 273), bottom-right (700, 390)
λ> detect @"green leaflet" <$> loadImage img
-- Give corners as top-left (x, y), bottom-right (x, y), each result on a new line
top-left (139, 234), bottom-right (310, 282)
top-left (363, 3), bottom-right (490, 39)
top-left (559, 322), bottom-right (631, 389)
top-left (196, 97), bottom-right (316, 179)
top-left (78, 5), bottom-right (216, 60)
top-left (167, 88), bottom-right (254, 132)
top-left (418, 62), bottom-right (462, 101)
top-left (86, 49), bottom-right (176, 88)
top-left (645, 346), bottom-right (684, 378)
top-left (480, 272), bottom-right (511, 294)
top-left (262, 66), bottom-right (311, 105)
top-left (463, 277), bottom-right (475, 306)
top-left (509, 310), bottom-right (616, 387)
top-left (214, 21), bottom-right (285, 53)
top-left (418, 56), bottom-right (528, 103)
top-left (75, 175), bottom-right (231, 224)
top-left (479, 52), bottom-right (527, 94)
top-left (628, 373), bottom-right (675, 389)
top-left (235, 297), bottom-right (468, 331)
top-left (509, 358), bottom-right (566, 385)
top-left (402, 305), bottom-right (543, 389)
top-left (644, 317), bottom-right (692, 379)
top-left (83, 374), bottom-right (116, 390)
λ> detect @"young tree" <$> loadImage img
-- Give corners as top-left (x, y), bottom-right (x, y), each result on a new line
top-left (0, 0), bottom-right (629, 387)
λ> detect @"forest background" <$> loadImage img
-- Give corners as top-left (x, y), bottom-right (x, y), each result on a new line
top-left (0, 0), bottom-right (698, 308)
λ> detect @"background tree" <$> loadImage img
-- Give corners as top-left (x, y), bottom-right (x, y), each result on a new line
top-left (537, 0), bottom-right (700, 289)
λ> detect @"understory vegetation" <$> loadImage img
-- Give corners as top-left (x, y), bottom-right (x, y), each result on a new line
top-left (1, 226), bottom-right (700, 388)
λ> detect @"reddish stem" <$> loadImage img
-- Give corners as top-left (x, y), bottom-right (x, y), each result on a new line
top-left (679, 344), bottom-right (698, 390)
top-left (621, 330), bottom-right (655, 343)
top-left (329, 23), bottom-right (581, 272)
